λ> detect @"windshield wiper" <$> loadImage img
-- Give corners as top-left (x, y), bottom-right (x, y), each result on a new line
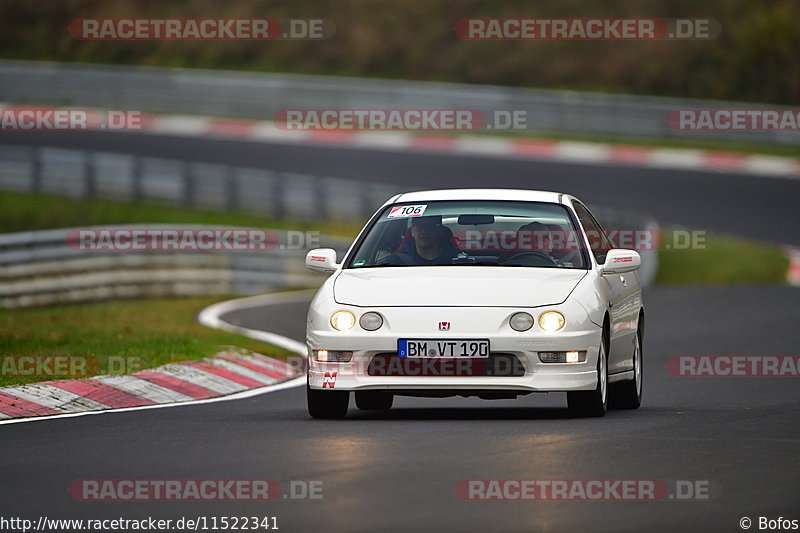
top-left (348, 263), bottom-right (400, 268)
top-left (503, 263), bottom-right (563, 268)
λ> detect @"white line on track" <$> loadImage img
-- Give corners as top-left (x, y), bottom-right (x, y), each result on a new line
top-left (197, 289), bottom-right (315, 354)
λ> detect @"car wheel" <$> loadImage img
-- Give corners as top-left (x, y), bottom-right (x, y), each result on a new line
top-left (610, 326), bottom-right (643, 410)
top-left (567, 328), bottom-right (608, 417)
top-left (355, 391), bottom-right (394, 411)
top-left (307, 382), bottom-right (349, 419)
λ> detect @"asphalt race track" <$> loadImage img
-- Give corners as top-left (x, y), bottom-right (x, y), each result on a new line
top-left (2, 133), bottom-right (799, 532)
top-left (2, 286), bottom-right (799, 532)
top-left (2, 130), bottom-right (800, 246)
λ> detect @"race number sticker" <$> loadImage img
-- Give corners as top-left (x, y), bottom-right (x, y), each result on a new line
top-left (387, 205), bottom-right (427, 218)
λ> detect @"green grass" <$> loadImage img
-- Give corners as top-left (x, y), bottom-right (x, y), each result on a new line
top-left (655, 230), bottom-right (789, 284)
top-left (2, 191), bottom-right (791, 286)
top-left (0, 190), bottom-right (361, 237)
top-left (0, 296), bottom-right (302, 387)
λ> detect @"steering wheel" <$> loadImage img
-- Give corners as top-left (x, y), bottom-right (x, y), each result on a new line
top-left (377, 253), bottom-right (416, 266)
top-left (503, 251), bottom-right (559, 267)
top-left (557, 250), bottom-right (578, 263)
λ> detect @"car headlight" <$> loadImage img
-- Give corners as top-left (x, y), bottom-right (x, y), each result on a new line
top-left (538, 310), bottom-right (566, 332)
top-left (509, 312), bottom-right (534, 332)
top-left (330, 310), bottom-right (356, 331)
top-left (359, 312), bottom-right (384, 331)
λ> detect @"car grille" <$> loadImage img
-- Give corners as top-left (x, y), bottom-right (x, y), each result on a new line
top-left (367, 353), bottom-right (526, 377)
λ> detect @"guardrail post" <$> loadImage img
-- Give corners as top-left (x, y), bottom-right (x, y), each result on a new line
top-left (84, 151), bottom-right (96, 199)
top-left (31, 147), bottom-right (42, 194)
top-left (131, 156), bottom-right (142, 202)
top-left (359, 181), bottom-right (373, 221)
top-left (226, 166), bottom-right (237, 211)
top-left (313, 175), bottom-right (327, 221)
top-left (272, 171), bottom-right (286, 219)
top-left (182, 161), bottom-right (194, 207)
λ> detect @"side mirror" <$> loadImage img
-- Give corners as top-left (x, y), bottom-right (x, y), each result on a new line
top-left (306, 248), bottom-right (339, 274)
top-left (600, 249), bottom-right (641, 274)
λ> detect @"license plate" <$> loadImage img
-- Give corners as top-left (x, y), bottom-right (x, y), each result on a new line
top-left (397, 339), bottom-right (490, 358)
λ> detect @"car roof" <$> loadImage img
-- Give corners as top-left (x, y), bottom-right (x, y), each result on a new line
top-left (390, 189), bottom-right (567, 205)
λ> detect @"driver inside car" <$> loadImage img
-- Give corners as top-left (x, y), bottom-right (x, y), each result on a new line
top-left (500, 221), bottom-right (561, 266)
top-left (380, 215), bottom-right (461, 266)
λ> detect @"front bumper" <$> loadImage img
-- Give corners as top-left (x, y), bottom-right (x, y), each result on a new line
top-left (307, 327), bottom-right (601, 393)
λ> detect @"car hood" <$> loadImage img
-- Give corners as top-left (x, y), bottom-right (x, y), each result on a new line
top-left (333, 267), bottom-right (587, 307)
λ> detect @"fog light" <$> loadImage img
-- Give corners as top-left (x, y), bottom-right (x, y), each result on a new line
top-left (314, 350), bottom-right (353, 362)
top-left (330, 310), bottom-right (356, 331)
top-left (538, 351), bottom-right (586, 363)
top-left (359, 312), bottom-right (384, 331)
top-left (538, 311), bottom-right (566, 332)
top-left (509, 312), bottom-right (534, 332)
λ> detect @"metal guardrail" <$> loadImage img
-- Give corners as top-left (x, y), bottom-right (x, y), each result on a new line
top-left (0, 213), bottom-right (656, 312)
top-left (0, 59), bottom-right (795, 146)
top-left (0, 144), bottom-right (659, 300)
top-left (0, 225), bottom-right (351, 308)
top-left (0, 144), bottom-right (401, 223)
top-left (0, 221), bottom-right (656, 310)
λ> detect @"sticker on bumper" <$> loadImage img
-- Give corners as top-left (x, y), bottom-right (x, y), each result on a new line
top-left (322, 371), bottom-right (337, 388)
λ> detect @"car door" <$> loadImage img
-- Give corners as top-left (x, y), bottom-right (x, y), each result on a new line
top-left (586, 208), bottom-right (642, 372)
top-left (572, 201), bottom-right (632, 374)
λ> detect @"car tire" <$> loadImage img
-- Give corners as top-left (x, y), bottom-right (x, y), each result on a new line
top-left (610, 325), bottom-right (643, 410)
top-left (307, 382), bottom-right (349, 419)
top-left (355, 391), bottom-right (394, 411)
top-left (567, 328), bottom-right (608, 417)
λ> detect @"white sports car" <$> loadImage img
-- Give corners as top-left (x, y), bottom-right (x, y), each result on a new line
top-left (305, 189), bottom-right (643, 418)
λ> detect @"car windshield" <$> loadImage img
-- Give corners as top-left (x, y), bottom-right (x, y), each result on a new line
top-left (346, 200), bottom-right (588, 269)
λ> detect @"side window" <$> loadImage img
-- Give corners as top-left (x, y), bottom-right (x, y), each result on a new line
top-left (573, 202), bottom-right (612, 264)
